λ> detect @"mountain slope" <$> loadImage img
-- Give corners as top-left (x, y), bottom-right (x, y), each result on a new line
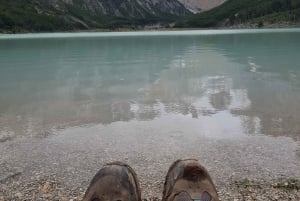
top-left (0, 0), bottom-right (191, 32)
top-left (176, 0), bottom-right (300, 27)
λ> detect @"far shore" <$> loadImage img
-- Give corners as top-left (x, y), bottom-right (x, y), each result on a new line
top-left (1, 22), bottom-right (299, 35)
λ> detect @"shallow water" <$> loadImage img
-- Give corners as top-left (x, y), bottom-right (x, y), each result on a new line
top-left (0, 29), bottom-right (300, 141)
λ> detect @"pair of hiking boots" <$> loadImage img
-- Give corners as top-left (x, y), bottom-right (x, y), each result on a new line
top-left (83, 159), bottom-right (219, 201)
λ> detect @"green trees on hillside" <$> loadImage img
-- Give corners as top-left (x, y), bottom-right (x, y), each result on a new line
top-left (1, 0), bottom-right (300, 32)
top-left (0, 0), bottom-right (74, 32)
top-left (0, 0), bottom-right (188, 33)
top-left (176, 0), bottom-right (300, 27)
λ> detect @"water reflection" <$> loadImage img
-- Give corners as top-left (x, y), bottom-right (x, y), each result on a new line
top-left (0, 31), bottom-right (299, 141)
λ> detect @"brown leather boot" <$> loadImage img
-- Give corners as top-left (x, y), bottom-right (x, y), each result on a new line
top-left (162, 159), bottom-right (219, 201)
top-left (83, 162), bottom-right (141, 201)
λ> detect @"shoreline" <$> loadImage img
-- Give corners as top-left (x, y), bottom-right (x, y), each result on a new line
top-left (0, 121), bottom-right (299, 201)
top-left (1, 22), bottom-right (299, 35)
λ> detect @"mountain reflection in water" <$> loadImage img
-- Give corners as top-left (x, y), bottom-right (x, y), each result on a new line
top-left (0, 30), bottom-right (299, 141)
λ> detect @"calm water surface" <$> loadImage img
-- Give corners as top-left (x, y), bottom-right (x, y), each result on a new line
top-left (1, 29), bottom-right (300, 141)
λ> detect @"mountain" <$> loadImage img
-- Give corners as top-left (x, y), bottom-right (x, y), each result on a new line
top-left (0, 0), bottom-right (191, 32)
top-left (176, 0), bottom-right (300, 27)
top-left (178, 0), bottom-right (225, 13)
top-left (2, 0), bottom-right (299, 33)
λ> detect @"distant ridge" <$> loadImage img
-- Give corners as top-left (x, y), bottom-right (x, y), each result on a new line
top-left (176, 0), bottom-right (300, 27)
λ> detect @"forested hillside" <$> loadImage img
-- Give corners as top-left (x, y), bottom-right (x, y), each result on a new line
top-left (0, 0), bottom-right (78, 32)
top-left (1, 0), bottom-right (300, 33)
top-left (176, 0), bottom-right (300, 27)
top-left (0, 0), bottom-right (190, 33)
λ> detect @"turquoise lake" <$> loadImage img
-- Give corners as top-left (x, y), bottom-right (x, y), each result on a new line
top-left (0, 29), bottom-right (300, 141)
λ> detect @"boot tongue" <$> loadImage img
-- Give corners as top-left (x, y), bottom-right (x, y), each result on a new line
top-left (201, 191), bottom-right (212, 201)
top-left (173, 192), bottom-right (192, 201)
top-left (173, 191), bottom-right (212, 201)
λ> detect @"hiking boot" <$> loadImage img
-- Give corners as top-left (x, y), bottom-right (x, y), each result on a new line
top-left (162, 159), bottom-right (219, 201)
top-left (83, 162), bottom-right (141, 201)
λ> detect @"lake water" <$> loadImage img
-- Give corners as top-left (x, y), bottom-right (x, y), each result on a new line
top-left (0, 29), bottom-right (300, 141)
top-left (1, 30), bottom-right (300, 199)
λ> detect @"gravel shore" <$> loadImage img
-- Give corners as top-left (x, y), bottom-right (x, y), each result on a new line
top-left (1, 120), bottom-right (299, 201)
